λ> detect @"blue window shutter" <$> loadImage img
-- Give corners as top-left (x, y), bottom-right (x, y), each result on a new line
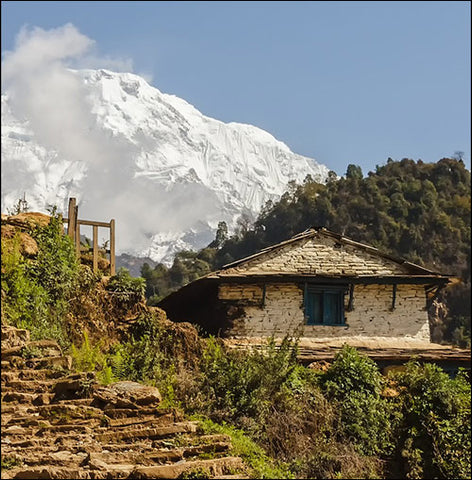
top-left (323, 292), bottom-right (337, 325)
top-left (304, 285), bottom-right (347, 326)
top-left (312, 293), bottom-right (323, 324)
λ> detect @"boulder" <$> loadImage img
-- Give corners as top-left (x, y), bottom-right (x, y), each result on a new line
top-left (1, 325), bottom-right (30, 349)
top-left (3, 212), bottom-right (52, 229)
top-left (92, 381), bottom-right (161, 410)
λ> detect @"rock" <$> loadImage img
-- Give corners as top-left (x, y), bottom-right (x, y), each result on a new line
top-left (1, 325), bottom-right (30, 349)
top-left (52, 372), bottom-right (96, 400)
top-left (4, 212), bottom-right (52, 229)
top-left (92, 381), bottom-right (161, 410)
top-left (27, 355), bottom-right (73, 371)
top-left (32, 393), bottom-right (54, 406)
top-left (83, 452), bottom-right (109, 471)
top-left (307, 360), bottom-right (331, 372)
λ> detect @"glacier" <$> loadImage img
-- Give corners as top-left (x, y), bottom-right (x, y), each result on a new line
top-left (1, 68), bottom-right (330, 265)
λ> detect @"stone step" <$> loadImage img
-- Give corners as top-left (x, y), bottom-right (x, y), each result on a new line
top-left (130, 456), bottom-right (246, 479)
top-left (35, 422), bottom-right (99, 436)
top-left (1, 391), bottom-right (55, 406)
top-left (99, 406), bottom-right (174, 419)
top-left (2, 369), bottom-right (66, 382)
top-left (103, 414), bottom-right (177, 431)
top-left (1, 403), bottom-right (33, 416)
top-left (106, 414), bottom-right (167, 428)
top-left (2, 416), bottom-right (52, 429)
top-left (36, 403), bottom-right (105, 421)
top-left (93, 421), bottom-right (199, 444)
top-left (1, 465), bottom-right (94, 479)
top-left (149, 441), bottom-right (231, 463)
top-left (1, 325), bottom-right (30, 349)
top-left (2, 378), bottom-right (57, 393)
top-left (9, 449), bottom-right (89, 468)
top-left (4, 457), bottom-right (246, 480)
top-left (2, 355), bottom-right (72, 371)
top-left (1, 340), bottom-right (62, 361)
top-left (1, 424), bottom-right (38, 438)
top-left (52, 398), bottom-right (95, 407)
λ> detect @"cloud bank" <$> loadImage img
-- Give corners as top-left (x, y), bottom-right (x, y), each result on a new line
top-left (1, 24), bottom-right (220, 256)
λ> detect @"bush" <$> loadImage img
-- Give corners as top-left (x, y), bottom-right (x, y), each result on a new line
top-left (318, 345), bottom-right (396, 457)
top-left (28, 208), bottom-right (78, 302)
top-left (1, 209), bottom-right (79, 348)
top-left (70, 330), bottom-right (115, 385)
top-left (105, 267), bottom-right (145, 308)
top-left (107, 311), bottom-right (184, 407)
top-left (390, 362), bottom-right (471, 479)
top-left (194, 416), bottom-right (293, 479)
top-left (186, 336), bottom-right (301, 426)
top-left (180, 340), bottom-right (385, 479)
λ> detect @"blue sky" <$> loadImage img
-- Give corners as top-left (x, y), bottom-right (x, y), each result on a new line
top-left (2, 1), bottom-right (470, 175)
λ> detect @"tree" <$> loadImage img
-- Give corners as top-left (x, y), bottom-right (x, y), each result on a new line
top-left (346, 164), bottom-right (363, 180)
top-left (208, 221), bottom-right (228, 248)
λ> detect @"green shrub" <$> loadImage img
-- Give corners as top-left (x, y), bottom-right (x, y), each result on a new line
top-left (1, 455), bottom-right (22, 470)
top-left (318, 345), bottom-right (395, 456)
top-left (391, 363), bottom-right (471, 479)
top-left (1, 233), bottom-right (50, 329)
top-left (28, 207), bottom-right (78, 302)
top-left (190, 336), bottom-right (301, 426)
top-left (107, 311), bottom-right (180, 405)
top-left (105, 267), bottom-right (145, 307)
top-left (195, 416), bottom-right (293, 479)
top-left (1, 209), bottom-right (78, 348)
top-left (70, 330), bottom-right (116, 385)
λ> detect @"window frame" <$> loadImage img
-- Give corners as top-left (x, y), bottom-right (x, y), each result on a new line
top-left (303, 283), bottom-right (347, 326)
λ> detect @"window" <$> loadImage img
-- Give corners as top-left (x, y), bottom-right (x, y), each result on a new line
top-left (304, 284), bottom-right (346, 325)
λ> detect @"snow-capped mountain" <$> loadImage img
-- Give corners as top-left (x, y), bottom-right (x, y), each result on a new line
top-left (1, 68), bottom-right (330, 264)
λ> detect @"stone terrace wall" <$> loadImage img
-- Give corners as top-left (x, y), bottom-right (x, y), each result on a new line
top-left (218, 283), bottom-right (430, 342)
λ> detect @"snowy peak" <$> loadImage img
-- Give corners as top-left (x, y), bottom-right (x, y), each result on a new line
top-left (1, 68), bottom-right (330, 264)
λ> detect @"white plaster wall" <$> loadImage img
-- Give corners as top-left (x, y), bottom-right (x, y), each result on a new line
top-left (219, 283), bottom-right (430, 342)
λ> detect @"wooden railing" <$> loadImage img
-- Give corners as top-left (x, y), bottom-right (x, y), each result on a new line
top-left (63, 198), bottom-right (116, 275)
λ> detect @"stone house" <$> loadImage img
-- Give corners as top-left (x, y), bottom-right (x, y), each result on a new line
top-left (159, 227), bottom-right (454, 345)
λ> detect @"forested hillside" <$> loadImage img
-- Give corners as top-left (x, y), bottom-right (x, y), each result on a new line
top-left (141, 157), bottom-right (471, 346)
top-left (1, 183), bottom-right (470, 480)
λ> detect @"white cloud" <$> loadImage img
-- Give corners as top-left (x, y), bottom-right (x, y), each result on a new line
top-left (1, 23), bottom-right (218, 257)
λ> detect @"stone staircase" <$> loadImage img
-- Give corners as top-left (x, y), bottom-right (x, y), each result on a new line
top-left (1, 325), bottom-right (248, 479)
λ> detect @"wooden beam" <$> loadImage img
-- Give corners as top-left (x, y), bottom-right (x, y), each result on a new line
top-left (67, 198), bottom-right (76, 240)
top-left (78, 219), bottom-right (113, 228)
top-left (92, 225), bottom-right (98, 273)
top-left (347, 284), bottom-right (355, 311)
top-left (426, 285), bottom-right (445, 310)
top-left (109, 219), bottom-right (116, 276)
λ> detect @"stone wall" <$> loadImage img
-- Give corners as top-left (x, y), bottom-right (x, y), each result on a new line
top-left (226, 234), bottom-right (412, 276)
top-left (218, 282), bottom-right (431, 342)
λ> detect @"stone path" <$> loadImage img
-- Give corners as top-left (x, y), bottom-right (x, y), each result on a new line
top-left (1, 325), bottom-right (248, 479)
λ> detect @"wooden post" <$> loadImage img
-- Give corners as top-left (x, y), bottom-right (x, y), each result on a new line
top-left (109, 219), bottom-right (116, 276)
top-left (67, 198), bottom-right (76, 240)
top-left (92, 225), bottom-right (98, 273)
top-left (347, 284), bottom-right (355, 311)
top-left (74, 205), bottom-right (81, 258)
